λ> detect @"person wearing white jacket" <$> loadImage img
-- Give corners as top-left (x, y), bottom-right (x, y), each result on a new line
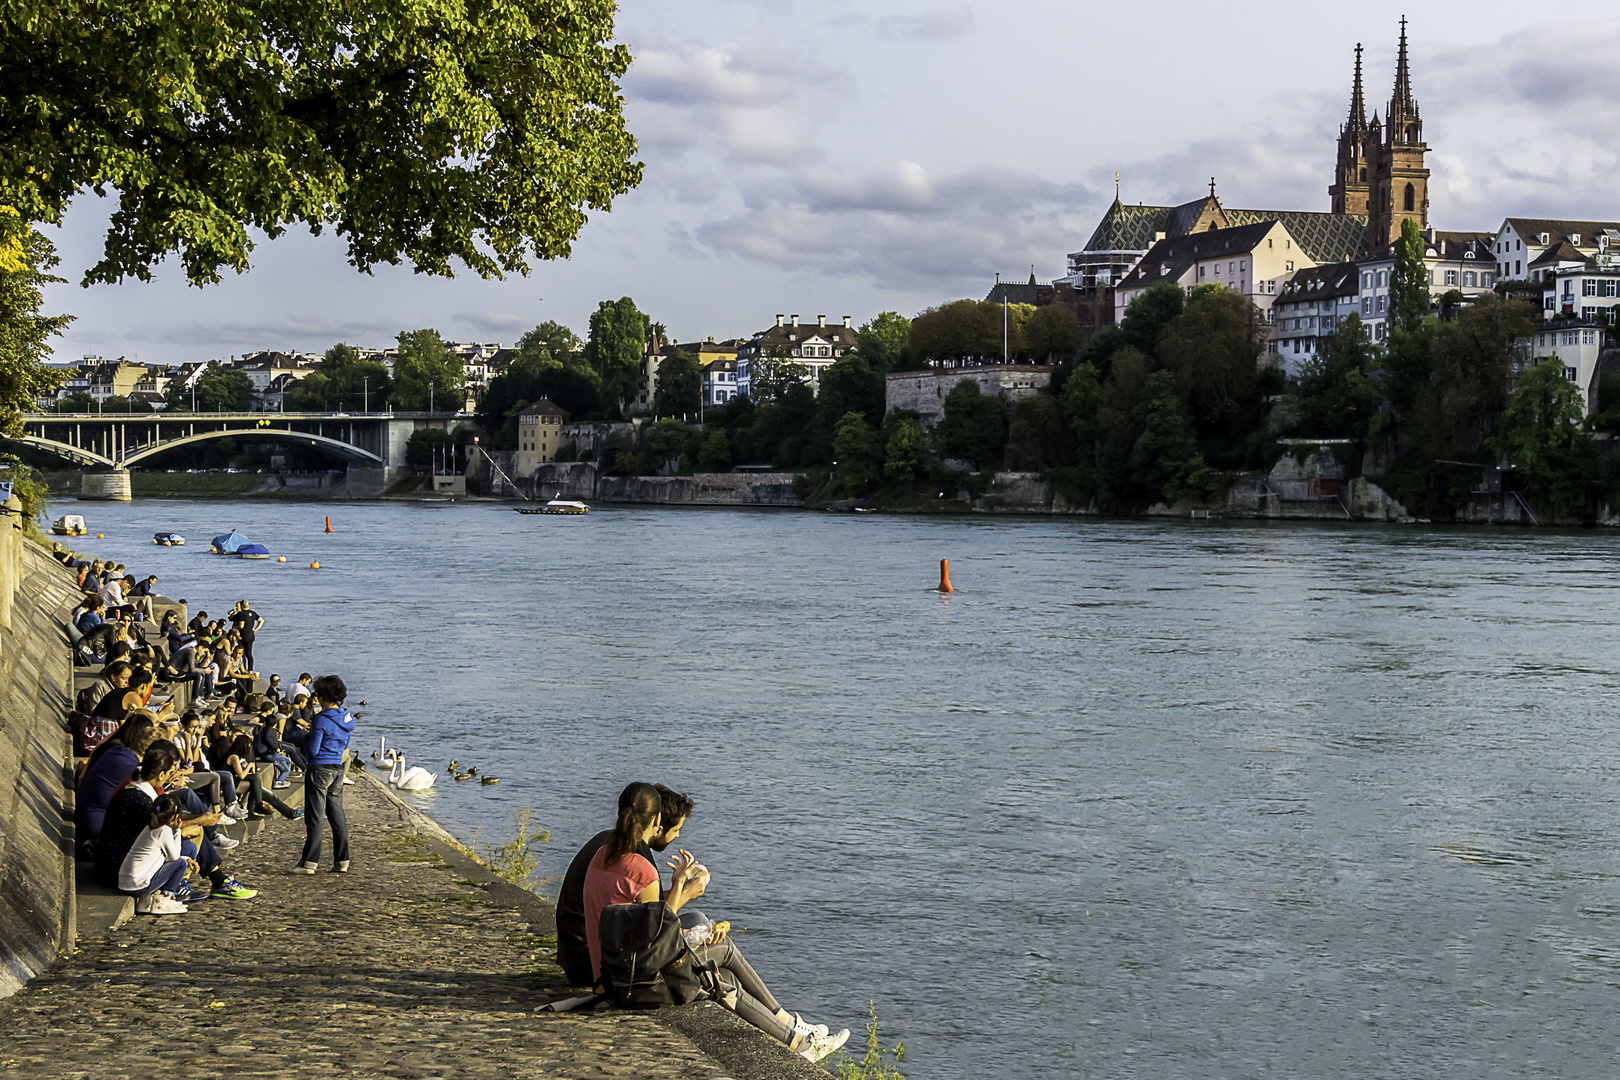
top-left (119, 793), bottom-right (195, 915)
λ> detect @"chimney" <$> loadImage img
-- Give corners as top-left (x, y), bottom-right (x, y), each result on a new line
top-left (842, 316), bottom-right (851, 328)
top-left (791, 314), bottom-right (799, 327)
top-left (776, 314), bottom-right (784, 326)
top-left (817, 314), bottom-right (826, 328)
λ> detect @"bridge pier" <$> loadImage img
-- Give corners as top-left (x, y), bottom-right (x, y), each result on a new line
top-left (79, 470), bottom-right (131, 502)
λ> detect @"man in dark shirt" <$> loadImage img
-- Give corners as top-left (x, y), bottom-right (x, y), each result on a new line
top-left (555, 784), bottom-right (692, 987)
top-left (228, 601), bottom-right (264, 670)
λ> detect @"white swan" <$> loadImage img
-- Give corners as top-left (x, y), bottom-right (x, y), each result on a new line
top-left (390, 752), bottom-right (436, 791)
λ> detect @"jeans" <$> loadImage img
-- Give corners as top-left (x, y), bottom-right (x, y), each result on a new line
top-left (180, 837), bottom-right (221, 877)
top-left (268, 753), bottom-right (291, 783)
top-left (130, 857), bottom-right (190, 898)
top-left (689, 938), bottom-right (792, 1043)
top-left (299, 764), bottom-right (349, 867)
top-left (177, 789), bottom-right (222, 841)
top-left (240, 769), bottom-right (295, 817)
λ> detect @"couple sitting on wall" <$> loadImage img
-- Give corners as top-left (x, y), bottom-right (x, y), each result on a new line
top-left (555, 782), bottom-right (849, 1063)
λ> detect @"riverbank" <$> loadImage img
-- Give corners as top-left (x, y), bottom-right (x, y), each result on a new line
top-left (1, 773), bottom-right (825, 1079)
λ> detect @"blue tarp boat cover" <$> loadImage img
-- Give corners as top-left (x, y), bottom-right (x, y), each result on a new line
top-left (211, 531), bottom-right (250, 553)
top-left (236, 544), bottom-right (270, 557)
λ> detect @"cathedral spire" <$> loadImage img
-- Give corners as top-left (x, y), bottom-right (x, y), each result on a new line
top-left (1390, 16), bottom-right (1417, 118)
top-left (1347, 43), bottom-right (1367, 134)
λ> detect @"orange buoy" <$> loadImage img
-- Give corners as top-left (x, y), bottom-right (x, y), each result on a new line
top-left (937, 559), bottom-right (953, 593)
top-left (310, 561), bottom-right (320, 569)
top-left (324, 515), bottom-right (333, 533)
top-left (96, 533), bottom-right (104, 539)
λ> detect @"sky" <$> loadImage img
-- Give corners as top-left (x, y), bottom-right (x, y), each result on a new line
top-left (37, 0), bottom-right (1620, 366)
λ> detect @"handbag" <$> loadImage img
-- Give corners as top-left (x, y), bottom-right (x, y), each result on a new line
top-left (72, 710), bottom-right (120, 756)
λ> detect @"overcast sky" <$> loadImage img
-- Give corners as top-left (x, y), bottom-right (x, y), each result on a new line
top-left (38, 0), bottom-right (1620, 365)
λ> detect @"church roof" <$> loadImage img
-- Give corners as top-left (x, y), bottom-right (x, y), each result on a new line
top-left (1116, 222), bottom-right (1285, 292)
top-left (1082, 197), bottom-right (1369, 265)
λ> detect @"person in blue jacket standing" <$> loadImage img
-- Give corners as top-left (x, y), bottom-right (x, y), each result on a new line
top-left (294, 675), bottom-right (356, 874)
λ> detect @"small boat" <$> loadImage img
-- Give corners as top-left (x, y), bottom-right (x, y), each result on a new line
top-left (236, 544), bottom-right (271, 560)
top-left (51, 515), bottom-right (87, 536)
top-left (210, 531), bottom-right (250, 554)
top-left (152, 532), bottom-right (185, 546)
top-left (516, 500), bottom-right (590, 515)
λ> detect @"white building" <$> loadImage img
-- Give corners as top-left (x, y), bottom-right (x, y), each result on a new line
top-left (1493, 219), bottom-right (1620, 283)
top-left (734, 314), bottom-right (860, 399)
top-left (1355, 230), bottom-right (1495, 342)
top-left (702, 358), bottom-right (738, 406)
top-left (1272, 262), bottom-right (1361, 371)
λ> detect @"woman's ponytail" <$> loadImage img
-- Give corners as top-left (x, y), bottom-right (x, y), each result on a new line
top-left (603, 782), bottom-right (661, 865)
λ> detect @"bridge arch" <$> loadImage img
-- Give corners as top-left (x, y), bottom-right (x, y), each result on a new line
top-left (121, 429), bottom-right (384, 468)
top-left (3, 435), bottom-right (115, 468)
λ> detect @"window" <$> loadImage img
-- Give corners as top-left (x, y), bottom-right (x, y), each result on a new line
top-left (1567, 367), bottom-right (1579, 381)
top-left (1609, 281), bottom-right (1619, 298)
top-left (1564, 281), bottom-right (1575, 297)
top-left (1267, 281), bottom-right (1276, 294)
top-left (1268, 341), bottom-right (1279, 353)
top-left (1403, 183), bottom-right (1415, 211)
top-left (1375, 322), bottom-right (1385, 341)
top-left (1585, 331), bottom-right (1597, 345)
top-left (1240, 261), bottom-right (1246, 271)
top-left (1199, 265), bottom-right (1205, 278)
top-left (1517, 260), bottom-right (1522, 276)
top-left (1585, 279), bottom-right (1599, 297)
top-left (1584, 306), bottom-right (1598, 322)
top-left (1445, 270), bottom-right (1458, 286)
top-left (1376, 295), bottom-right (1386, 313)
top-left (1377, 270), bottom-right (1388, 287)
top-left (1293, 339), bottom-right (1301, 353)
top-left (1363, 272), bottom-right (1372, 289)
top-left (1463, 272), bottom-right (1476, 287)
top-left (1213, 264), bottom-right (1220, 277)
top-left (1483, 273), bottom-right (1494, 287)
top-left (1229, 262), bottom-right (1235, 274)
top-left (1362, 297), bottom-right (1373, 314)
top-left (1285, 260), bottom-right (1294, 271)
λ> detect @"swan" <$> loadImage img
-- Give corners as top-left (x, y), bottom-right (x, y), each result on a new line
top-left (390, 753), bottom-right (436, 791)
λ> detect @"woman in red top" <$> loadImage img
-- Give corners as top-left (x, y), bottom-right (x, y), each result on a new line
top-left (582, 782), bottom-right (664, 987)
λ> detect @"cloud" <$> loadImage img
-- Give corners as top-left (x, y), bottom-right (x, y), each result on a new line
top-left (452, 311), bottom-right (533, 335)
top-left (877, 5), bottom-right (974, 40)
top-left (693, 162), bottom-right (1094, 293)
top-left (626, 47), bottom-right (792, 108)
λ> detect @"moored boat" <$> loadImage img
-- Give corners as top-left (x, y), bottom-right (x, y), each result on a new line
top-left (516, 500), bottom-right (589, 515)
top-left (152, 532), bottom-right (185, 546)
top-left (236, 543), bottom-right (271, 559)
top-left (210, 531), bottom-right (250, 554)
top-left (51, 515), bottom-right (87, 536)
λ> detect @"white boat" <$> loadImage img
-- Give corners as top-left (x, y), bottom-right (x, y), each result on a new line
top-left (517, 500), bottom-right (589, 515)
top-left (51, 515), bottom-right (87, 536)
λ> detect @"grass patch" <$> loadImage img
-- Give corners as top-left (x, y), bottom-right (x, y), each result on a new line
top-left (831, 1003), bottom-right (907, 1080)
top-left (471, 806), bottom-right (550, 892)
top-left (129, 472), bottom-right (263, 497)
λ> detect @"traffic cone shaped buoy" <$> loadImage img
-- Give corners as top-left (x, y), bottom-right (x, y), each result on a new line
top-left (324, 516), bottom-right (333, 533)
top-left (937, 559), bottom-right (953, 593)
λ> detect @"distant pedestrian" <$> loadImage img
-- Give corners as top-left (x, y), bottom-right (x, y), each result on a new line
top-left (228, 600), bottom-right (264, 670)
top-left (294, 675), bottom-right (356, 874)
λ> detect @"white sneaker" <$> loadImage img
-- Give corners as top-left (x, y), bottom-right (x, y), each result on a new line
top-left (793, 1013), bottom-right (830, 1039)
top-left (152, 893), bottom-right (189, 915)
top-left (798, 1028), bottom-right (850, 1064)
top-left (226, 803), bottom-right (246, 819)
top-left (212, 834), bottom-right (241, 850)
top-left (135, 893), bottom-right (158, 914)
top-left (217, 814), bottom-right (238, 826)
top-left (342, 777), bottom-right (355, 785)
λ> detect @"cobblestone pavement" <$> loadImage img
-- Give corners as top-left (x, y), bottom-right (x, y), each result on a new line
top-left (0, 779), bottom-right (735, 1080)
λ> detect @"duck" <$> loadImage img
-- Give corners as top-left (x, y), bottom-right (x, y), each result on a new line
top-left (448, 760), bottom-right (461, 771)
top-left (465, 766), bottom-right (479, 777)
top-left (389, 753), bottom-right (436, 791)
top-left (480, 776), bottom-right (499, 786)
top-left (453, 771), bottom-right (472, 782)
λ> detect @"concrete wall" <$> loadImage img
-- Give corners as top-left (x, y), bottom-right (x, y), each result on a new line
top-left (78, 470), bottom-right (131, 502)
top-left (0, 520), bottom-right (76, 998)
top-left (532, 463), bottom-right (598, 501)
top-left (596, 472), bottom-right (803, 507)
top-left (884, 365), bottom-right (1053, 427)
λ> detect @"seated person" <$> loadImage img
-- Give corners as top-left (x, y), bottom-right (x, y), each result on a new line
top-left (75, 715), bottom-right (162, 855)
top-left (252, 704), bottom-right (298, 786)
top-left (558, 783), bottom-right (691, 987)
top-left (581, 785), bottom-right (848, 1063)
top-left (118, 793), bottom-right (198, 914)
top-left (95, 741), bottom-right (255, 900)
top-left (80, 660), bottom-right (132, 716)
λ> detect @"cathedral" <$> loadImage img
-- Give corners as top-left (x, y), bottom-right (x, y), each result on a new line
top-left (1061, 21), bottom-right (1431, 290)
top-left (1329, 19), bottom-right (1430, 250)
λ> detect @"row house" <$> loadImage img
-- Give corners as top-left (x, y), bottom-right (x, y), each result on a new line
top-left (1272, 262), bottom-right (1361, 367)
top-left (734, 315), bottom-right (860, 400)
top-left (1493, 218), bottom-right (1620, 283)
top-left (1354, 230), bottom-right (1495, 343)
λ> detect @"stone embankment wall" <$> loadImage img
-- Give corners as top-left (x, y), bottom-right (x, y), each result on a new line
top-left (0, 508), bottom-right (75, 998)
top-left (884, 365), bottom-right (1053, 427)
top-left (523, 464), bottom-right (803, 507)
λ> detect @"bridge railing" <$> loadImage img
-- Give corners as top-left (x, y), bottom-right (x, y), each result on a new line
top-left (20, 411), bottom-right (467, 421)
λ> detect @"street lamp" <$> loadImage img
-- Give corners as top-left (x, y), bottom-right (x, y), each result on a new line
top-left (363, 377), bottom-right (369, 414)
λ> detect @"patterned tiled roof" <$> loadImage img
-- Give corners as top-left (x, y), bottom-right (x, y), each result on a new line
top-left (1082, 198), bottom-right (1370, 265)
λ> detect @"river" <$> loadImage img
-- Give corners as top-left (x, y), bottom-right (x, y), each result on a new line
top-left (65, 498), bottom-right (1620, 1078)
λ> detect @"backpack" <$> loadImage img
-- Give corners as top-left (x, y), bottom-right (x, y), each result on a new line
top-left (72, 710), bottom-right (121, 757)
top-left (597, 902), bottom-right (700, 1009)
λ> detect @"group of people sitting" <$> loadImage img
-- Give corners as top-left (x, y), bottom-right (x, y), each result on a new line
top-left (59, 542), bottom-right (360, 910)
top-left (555, 783), bottom-right (850, 1063)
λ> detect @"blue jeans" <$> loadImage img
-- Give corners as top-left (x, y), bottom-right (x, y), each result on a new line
top-left (299, 764), bottom-right (349, 868)
top-left (129, 857), bottom-right (190, 898)
top-left (269, 753), bottom-right (291, 783)
top-left (180, 837), bottom-right (221, 877)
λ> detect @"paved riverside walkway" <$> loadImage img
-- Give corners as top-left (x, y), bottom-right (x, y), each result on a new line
top-left (0, 776), bottom-right (821, 1080)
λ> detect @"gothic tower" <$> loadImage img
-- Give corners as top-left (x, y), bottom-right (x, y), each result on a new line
top-left (1366, 18), bottom-right (1430, 249)
top-left (1329, 44), bottom-right (1370, 216)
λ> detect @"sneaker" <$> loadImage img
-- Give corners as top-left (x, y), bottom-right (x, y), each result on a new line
top-left (793, 1013), bottom-right (830, 1039)
top-left (341, 777), bottom-right (355, 785)
top-left (152, 893), bottom-right (190, 915)
top-left (285, 809), bottom-right (304, 821)
top-left (134, 893), bottom-right (159, 915)
top-left (210, 878), bottom-right (258, 899)
top-left (225, 803), bottom-right (246, 819)
top-left (272, 780), bottom-right (291, 790)
top-left (211, 834), bottom-right (241, 850)
top-left (246, 809), bottom-right (271, 821)
top-left (292, 863), bottom-right (317, 874)
top-left (797, 1029), bottom-right (850, 1063)
top-left (173, 886), bottom-right (211, 904)
top-left (334, 861), bottom-right (350, 873)
top-left (217, 814), bottom-right (238, 826)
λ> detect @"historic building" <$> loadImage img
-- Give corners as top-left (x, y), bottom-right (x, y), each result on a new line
top-left (1335, 20), bottom-right (1431, 250)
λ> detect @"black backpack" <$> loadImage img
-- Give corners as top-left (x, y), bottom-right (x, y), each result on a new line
top-left (598, 902), bottom-right (703, 1008)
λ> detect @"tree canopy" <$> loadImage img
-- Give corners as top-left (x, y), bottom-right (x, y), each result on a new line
top-left (0, 0), bottom-right (642, 286)
top-left (282, 343), bottom-right (391, 412)
top-left (586, 297), bottom-right (646, 406)
top-left (0, 212), bottom-right (69, 433)
top-left (391, 329), bottom-right (465, 412)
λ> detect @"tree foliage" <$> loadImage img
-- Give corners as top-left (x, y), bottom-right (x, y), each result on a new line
top-left (854, 311), bottom-right (911, 373)
top-left (1281, 314), bottom-right (1380, 440)
top-left (0, 212), bottom-right (69, 433)
top-left (0, 0), bottom-right (642, 285)
top-left (165, 361), bottom-right (253, 412)
top-left (391, 329), bottom-right (464, 412)
top-left (652, 350), bottom-right (701, 416)
top-left (1390, 218), bottom-right (1432, 335)
top-left (935, 380), bottom-right (1007, 470)
top-left (282, 343), bottom-right (391, 412)
top-left (586, 297), bottom-right (646, 406)
top-left (832, 412), bottom-right (883, 495)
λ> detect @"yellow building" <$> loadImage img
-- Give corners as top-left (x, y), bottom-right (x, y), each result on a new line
top-left (515, 398), bottom-right (570, 475)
